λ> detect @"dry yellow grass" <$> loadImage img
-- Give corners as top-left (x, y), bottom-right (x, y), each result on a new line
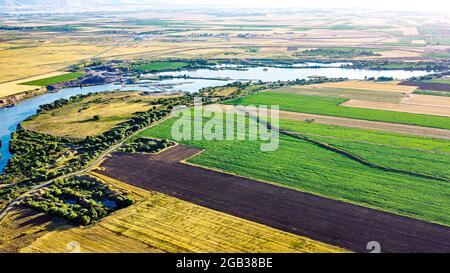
top-left (411, 40), bottom-right (426, 45)
top-left (401, 94), bottom-right (450, 108)
top-left (212, 86), bottom-right (239, 96)
top-left (400, 26), bottom-right (419, 36)
top-left (309, 80), bottom-right (417, 93)
top-left (276, 85), bottom-right (407, 103)
top-left (0, 208), bottom-right (68, 253)
top-left (341, 99), bottom-right (450, 117)
top-left (0, 71), bottom-right (66, 98)
top-left (376, 49), bottom-right (423, 59)
top-left (21, 173), bottom-right (347, 253)
top-left (0, 42), bottom-right (105, 83)
top-left (21, 92), bottom-right (158, 138)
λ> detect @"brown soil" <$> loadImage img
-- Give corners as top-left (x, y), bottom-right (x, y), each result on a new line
top-left (400, 81), bottom-right (450, 92)
top-left (97, 145), bottom-right (450, 253)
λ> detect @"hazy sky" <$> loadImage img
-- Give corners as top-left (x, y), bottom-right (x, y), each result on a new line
top-left (173, 0), bottom-right (450, 14)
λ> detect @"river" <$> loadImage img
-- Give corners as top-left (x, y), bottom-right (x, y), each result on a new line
top-left (0, 64), bottom-right (432, 174)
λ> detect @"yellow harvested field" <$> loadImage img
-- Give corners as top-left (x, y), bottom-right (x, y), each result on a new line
top-left (276, 85), bottom-right (407, 103)
top-left (309, 80), bottom-right (417, 93)
top-left (377, 49), bottom-right (423, 59)
top-left (21, 223), bottom-right (164, 253)
top-left (400, 26), bottom-right (419, 36)
top-left (212, 86), bottom-right (239, 96)
top-left (400, 94), bottom-right (450, 108)
top-left (99, 45), bottom-right (173, 58)
top-left (0, 208), bottom-right (68, 253)
top-left (22, 173), bottom-right (346, 253)
top-left (0, 42), bottom-right (105, 83)
top-left (411, 40), bottom-right (426, 45)
top-left (0, 72), bottom-right (65, 98)
top-left (21, 92), bottom-right (158, 138)
top-left (341, 99), bottom-right (450, 117)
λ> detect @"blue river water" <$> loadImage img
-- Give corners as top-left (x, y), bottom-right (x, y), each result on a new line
top-left (0, 65), bottom-right (432, 174)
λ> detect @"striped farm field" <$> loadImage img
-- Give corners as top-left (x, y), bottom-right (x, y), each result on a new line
top-left (22, 173), bottom-right (344, 253)
top-left (227, 91), bottom-right (450, 129)
top-left (138, 113), bottom-right (450, 226)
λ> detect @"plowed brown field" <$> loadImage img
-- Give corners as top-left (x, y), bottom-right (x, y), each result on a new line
top-left (97, 145), bottom-right (450, 253)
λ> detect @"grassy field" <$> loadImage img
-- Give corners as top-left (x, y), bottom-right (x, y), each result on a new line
top-left (21, 173), bottom-right (344, 253)
top-left (280, 117), bottom-right (450, 180)
top-left (413, 90), bottom-right (450, 97)
top-left (137, 114), bottom-right (450, 226)
top-left (279, 119), bottom-right (450, 153)
top-left (21, 92), bottom-right (159, 138)
top-left (422, 78), bottom-right (450, 85)
top-left (20, 72), bottom-right (85, 86)
top-left (306, 135), bottom-right (450, 180)
top-left (227, 91), bottom-right (450, 130)
top-left (132, 61), bottom-right (189, 72)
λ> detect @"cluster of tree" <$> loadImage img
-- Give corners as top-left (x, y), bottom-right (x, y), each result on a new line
top-left (2, 93), bottom-right (191, 187)
top-left (37, 93), bottom-right (93, 113)
top-left (409, 71), bottom-right (450, 82)
top-left (298, 48), bottom-right (381, 58)
top-left (1, 129), bottom-right (82, 184)
top-left (119, 137), bottom-right (175, 153)
top-left (375, 76), bottom-right (394, 81)
top-left (21, 176), bottom-right (133, 226)
top-left (346, 60), bottom-right (450, 71)
top-left (0, 184), bottom-right (23, 209)
top-left (121, 59), bottom-right (212, 73)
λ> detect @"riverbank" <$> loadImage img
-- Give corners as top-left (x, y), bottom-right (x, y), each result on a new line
top-left (0, 87), bottom-right (48, 109)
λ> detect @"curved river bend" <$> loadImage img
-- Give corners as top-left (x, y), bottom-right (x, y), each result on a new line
top-left (0, 65), bottom-right (432, 174)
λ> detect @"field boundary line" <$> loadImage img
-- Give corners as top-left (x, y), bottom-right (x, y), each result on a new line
top-left (281, 130), bottom-right (449, 182)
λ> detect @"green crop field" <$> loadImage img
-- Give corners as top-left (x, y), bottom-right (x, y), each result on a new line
top-left (132, 61), bottom-right (189, 72)
top-left (137, 114), bottom-right (450, 226)
top-left (422, 78), bottom-right (450, 85)
top-left (413, 90), bottom-right (450, 97)
top-left (308, 135), bottom-right (450, 180)
top-left (20, 72), bottom-right (85, 86)
top-left (281, 120), bottom-right (450, 179)
top-left (279, 120), bottom-right (450, 153)
top-left (226, 92), bottom-right (450, 130)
